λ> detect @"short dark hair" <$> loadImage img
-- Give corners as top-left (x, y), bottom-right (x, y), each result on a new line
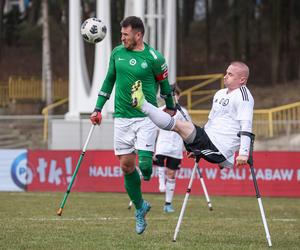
top-left (120, 16), bottom-right (145, 35)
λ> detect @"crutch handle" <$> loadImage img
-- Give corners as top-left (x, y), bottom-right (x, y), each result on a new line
top-left (237, 131), bottom-right (255, 142)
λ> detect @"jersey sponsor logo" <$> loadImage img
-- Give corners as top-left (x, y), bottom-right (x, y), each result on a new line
top-left (129, 59), bottom-right (136, 65)
top-left (145, 144), bottom-right (153, 147)
top-left (218, 98), bottom-right (229, 106)
top-left (222, 99), bottom-right (229, 106)
top-left (118, 57), bottom-right (125, 61)
top-left (141, 61), bottom-right (148, 69)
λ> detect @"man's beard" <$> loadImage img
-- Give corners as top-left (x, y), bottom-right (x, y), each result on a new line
top-left (127, 40), bottom-right (137, 50)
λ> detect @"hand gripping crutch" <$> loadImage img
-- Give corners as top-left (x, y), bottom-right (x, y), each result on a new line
top-left (57, 125), bottom-right (95, 216)
top-left (173, 156), bottom-right (201, 242)
top-left (176, 103), bottom-right (213, 211)
top-left (238, 131), bottom-right (272, 247)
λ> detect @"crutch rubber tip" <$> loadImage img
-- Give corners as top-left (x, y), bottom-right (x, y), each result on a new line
top-left (172, 239), bottom-right (176, 242)
top-left (127, 206), bottom-right (131, 210)
top-left (57, 208), bottom-right (63, 216)
top-left (209, 207), bottom-right (213, 211)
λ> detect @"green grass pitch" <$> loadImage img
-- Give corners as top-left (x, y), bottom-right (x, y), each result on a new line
top-left (0, 192), bottom-right (299, 249)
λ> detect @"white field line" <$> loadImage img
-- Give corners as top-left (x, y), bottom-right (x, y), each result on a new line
top-left (21, 217), bottom-right (299, 223)
top-left (27, 216), bottom-right (178, 222)
top-left (223, 217), bottom-right (298, 222)
top-left (28, 217), bottom-right (120, 221)
top-left (272, 218), bottom-right (297, 222)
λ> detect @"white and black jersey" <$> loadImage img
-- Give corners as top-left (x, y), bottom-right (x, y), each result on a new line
top-left (204, 85), bottom-right (254, 162)
top-left (155, 106), bottom-right (191, 159)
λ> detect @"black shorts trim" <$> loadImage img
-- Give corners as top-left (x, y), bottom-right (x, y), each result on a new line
top-left (155, 154), bottom-right (181, 170)
top-left (184, 125), bottom-right (226, 164)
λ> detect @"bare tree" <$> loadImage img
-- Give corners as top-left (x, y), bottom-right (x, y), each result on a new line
top-left (183, 0), bottom-right (196, 37)
top-left (243, 0), bottom-right (253, 62)
top-left (0, 0), bottom-right (6, 59)
top-left (271, 0), bottom-right (281, 85)
top-left (28, 0), bottom-right (41, 25)
top-left (42, 0), bottom-right (52, 106)
top-left (232, 0), bottom-right (241, 60)
top-left (205, 0), bottom-right (211, 68)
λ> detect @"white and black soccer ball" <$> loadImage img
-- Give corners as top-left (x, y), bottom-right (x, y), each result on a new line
top-left (81, 17), bottom-right (107, 44)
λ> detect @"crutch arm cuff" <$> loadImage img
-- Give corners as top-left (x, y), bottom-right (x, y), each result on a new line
top-left (238, 131), bottom-right (255, 165)
top-left (237, 131), bottom-right (255, 140)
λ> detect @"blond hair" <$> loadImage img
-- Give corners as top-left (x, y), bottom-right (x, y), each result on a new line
top-left (230, 61), bottom-right (249, 84)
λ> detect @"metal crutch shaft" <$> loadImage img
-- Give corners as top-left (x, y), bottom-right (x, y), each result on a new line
top-left (176, 103), bottom-right (212, 211)
top-left (173, 158), bottom-right (199, 242)
top-left (57, 125), bottom-right (95, 216)
top-left (196, 166), bottom-right (213, 211)
top-left (250, 165), bottom-right (272, 247)
top-left (238, 131), bottom-right (272, 247)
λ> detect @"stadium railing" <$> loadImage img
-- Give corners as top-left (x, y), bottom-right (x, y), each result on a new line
top-left (0, 85), bottom-right (9, 108)
top-left (176, 74), bottom-right (224, 109)
top-left (189, 101), bottom-right (300, 138)
top-left (1, 75), bottom-right (300, 142)
top-left (42, 98), bottom-right (69, 142)
top-left (254, 102), bottom-right (300, 137)
top-left (7, 76), bottom-right (68, 101)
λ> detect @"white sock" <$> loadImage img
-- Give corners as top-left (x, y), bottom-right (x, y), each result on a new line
top-left (165, 177), bottom-right (176, 203)
top-left (141, 100), bottom-right (175, 130)
top-left (158, 166), bottom-right (166, 192)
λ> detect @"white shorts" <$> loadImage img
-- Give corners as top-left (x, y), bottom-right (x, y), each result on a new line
top-left (114, 117), bottom-right (157, 155)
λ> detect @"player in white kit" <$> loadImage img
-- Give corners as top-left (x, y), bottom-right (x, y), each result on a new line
top-left (132, 61), bottom-right (254, 167)
top-left (154, 85), bottom-right (191, 212)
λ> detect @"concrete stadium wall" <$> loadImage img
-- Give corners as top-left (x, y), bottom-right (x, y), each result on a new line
top-left (49, 119), bottom-right (114, 149)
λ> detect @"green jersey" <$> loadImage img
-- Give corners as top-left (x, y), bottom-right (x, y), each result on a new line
top-left (95, 43), bottom-right (174, 118)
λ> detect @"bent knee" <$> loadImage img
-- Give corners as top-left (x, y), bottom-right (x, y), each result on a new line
top-left (174, 121), bottom-right (195, 141)
top-left (138, 150), bottom-right (153, 181)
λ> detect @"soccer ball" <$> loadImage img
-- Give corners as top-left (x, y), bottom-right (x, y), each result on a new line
top-left (81, 17), bottom-right (107, 44)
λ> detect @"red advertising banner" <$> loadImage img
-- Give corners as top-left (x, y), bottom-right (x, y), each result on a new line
top-left (27, 150), bottom-right (300, 197)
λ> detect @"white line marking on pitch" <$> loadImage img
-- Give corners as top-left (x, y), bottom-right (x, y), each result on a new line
top-left (27, 216), bottom-right (178, 221)
top-left (28, 217), bottom-right (120, 221)
top-left (224, 217), bottom-right (298, 222)
top-left (272, 218), bottom-right (297, 222)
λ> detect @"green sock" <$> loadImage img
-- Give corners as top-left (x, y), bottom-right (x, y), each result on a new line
top-left (124, 168), bottom-right (143, 209)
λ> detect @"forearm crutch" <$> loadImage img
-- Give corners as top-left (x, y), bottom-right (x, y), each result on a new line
top-left (57, 125), bottom-right (95, 216)
top-left (176, 103), bottom-right (213, 211)
top-left (238, 131), bottom-right (272, 247)
top-left (196, 166), bottom-right (213, 211)
top-left (173, 156), bottom-right (201, 242)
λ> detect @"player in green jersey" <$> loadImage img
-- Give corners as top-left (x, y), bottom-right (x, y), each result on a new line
top-left (90, 16), bottom-right (175, 234)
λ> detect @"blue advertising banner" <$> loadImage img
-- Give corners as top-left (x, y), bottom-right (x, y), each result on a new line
top-left (0, 150), bottom-right (28, 191)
